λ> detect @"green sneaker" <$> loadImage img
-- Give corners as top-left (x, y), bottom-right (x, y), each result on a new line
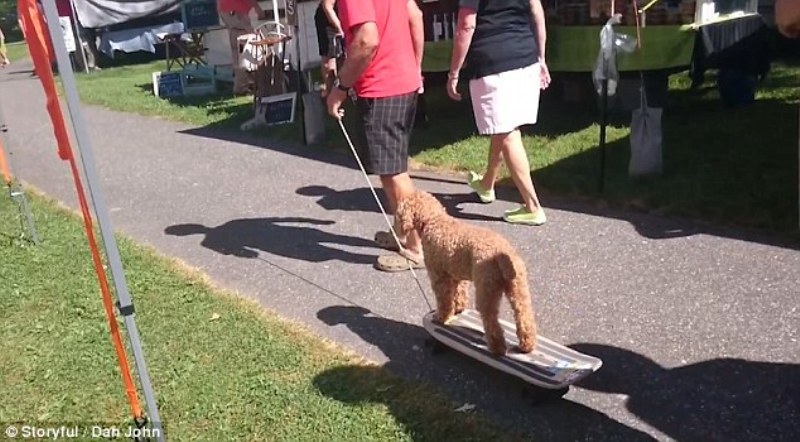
top-left (502, 206), bottom-right (547, 225)
top-left (467, 171), bottom-right (495, 203)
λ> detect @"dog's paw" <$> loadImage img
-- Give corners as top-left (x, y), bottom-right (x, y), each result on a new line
top-left (517, 337), bottom-right (536, 353)
top-left (435, 314), bottom-right (456, 326)
top-left (487, 341), bottom-right (508, 356)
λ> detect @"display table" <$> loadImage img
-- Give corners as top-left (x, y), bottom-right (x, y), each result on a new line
top-left (688, 13), bottom-right (769, 88)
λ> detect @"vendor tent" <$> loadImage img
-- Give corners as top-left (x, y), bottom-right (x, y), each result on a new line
top-left (71, 0), bottom-right (181, 28)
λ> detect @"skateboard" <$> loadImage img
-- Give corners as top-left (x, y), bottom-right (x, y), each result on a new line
top-left (423, 309), bottom-right (603, 403)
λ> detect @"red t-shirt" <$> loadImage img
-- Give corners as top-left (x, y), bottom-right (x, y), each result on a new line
top-left (55, 0), bottom-right (72, 17)
top-left (338, 0), bottom-right (420, 98)
top-left (217, 0), bottom-right (257, 15)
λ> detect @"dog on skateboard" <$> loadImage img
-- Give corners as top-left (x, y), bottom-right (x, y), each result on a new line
top-left (395, 190), bottom-right (537, 355)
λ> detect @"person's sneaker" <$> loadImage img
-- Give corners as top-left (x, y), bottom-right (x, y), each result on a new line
top-left (502, 206), bottom-right (547, 225)
top-left (467, 171), bottom-right (495, 203)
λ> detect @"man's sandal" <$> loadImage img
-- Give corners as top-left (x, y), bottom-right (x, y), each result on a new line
top-left (374, 251), bottom-right (425, 272)
top-left (374, 231), bottom-right (403, 252)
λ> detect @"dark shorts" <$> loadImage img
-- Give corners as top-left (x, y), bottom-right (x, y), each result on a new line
top-left (356, 91), bottom-right (417, 176)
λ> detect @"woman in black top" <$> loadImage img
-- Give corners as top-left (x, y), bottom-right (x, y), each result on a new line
top-left (447, 0), bottom-right (550, 226)
top-left (314, 0), bottom-right (342, 97)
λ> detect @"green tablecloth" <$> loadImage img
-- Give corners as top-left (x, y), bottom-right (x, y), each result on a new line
top-left (422, 25), bottom-right (696, 73)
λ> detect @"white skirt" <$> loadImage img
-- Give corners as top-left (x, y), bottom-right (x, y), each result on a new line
top-left (468, 63), bottom-right (542, 135)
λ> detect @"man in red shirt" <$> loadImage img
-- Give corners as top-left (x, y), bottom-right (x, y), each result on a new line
top-left (326, 0), bottom-right (425, 272)
top-left (217, 0), bottom-right (265, 94)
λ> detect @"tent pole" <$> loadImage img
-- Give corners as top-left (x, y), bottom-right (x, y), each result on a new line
top-left (39, 1), bottom-right (164, 440)
top-left (599, 78), bottom-right (608, 193)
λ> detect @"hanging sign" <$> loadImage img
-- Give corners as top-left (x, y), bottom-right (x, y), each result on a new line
top-left (286, 0), bottom-right (297, 26)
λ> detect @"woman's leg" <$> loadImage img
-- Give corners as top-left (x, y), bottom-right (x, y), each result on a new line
top-left (480, 136), bottom-right (504, 191)
top-left (496, 129), bottom-right (543, 214)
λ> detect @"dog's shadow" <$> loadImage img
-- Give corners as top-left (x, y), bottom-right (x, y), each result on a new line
top-left (314, 306), bottom-right (657, 440)
top-left (296, 185), bottom-right (498, 222)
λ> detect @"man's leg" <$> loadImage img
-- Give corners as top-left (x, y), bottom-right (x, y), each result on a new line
top-left (380, 172), bottom-right (422, 259)
top-left (360, 92), bottom-right (423, 270)
top-left (220, 13), bottom-right (251, 95)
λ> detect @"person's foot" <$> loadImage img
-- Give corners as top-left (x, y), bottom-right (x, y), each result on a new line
top-left (467, 171), bottom-right (495, 203)
top-left (374, 248), bottom-right (425, 272)
top-left (502, 205), bottom-right (547, 226)
top-left (374, 231), bottom-right (405, 252)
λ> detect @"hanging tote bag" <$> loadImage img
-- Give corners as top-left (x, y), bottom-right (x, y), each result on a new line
top-left (629, 77), bottom-right (663, 176)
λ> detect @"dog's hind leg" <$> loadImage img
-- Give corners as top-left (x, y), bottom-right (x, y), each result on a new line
top-left (506, 277), bottom-right (537, 353)
top-left (475, 278), bottom-right (506, 355)
top-left (429, 270), bottom-right (460, 324)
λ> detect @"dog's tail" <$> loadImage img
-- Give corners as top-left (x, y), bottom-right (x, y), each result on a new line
top-left (497, 252), bottom-right (519, 282)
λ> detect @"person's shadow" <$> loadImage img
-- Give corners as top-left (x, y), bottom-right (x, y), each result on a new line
top-left (296, 185), bottom-right (498, 222)
top-left (570, 343), bottom-right (800, 442)
top-left (313, 305), bottom-right (656, 441)
top-left (164, 216), bottom-right (377, 264)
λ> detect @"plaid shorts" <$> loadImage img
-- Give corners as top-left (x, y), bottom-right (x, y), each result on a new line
top-left (355, 91), bottom-right (417, 176)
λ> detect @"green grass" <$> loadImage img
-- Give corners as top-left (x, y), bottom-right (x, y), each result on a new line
top-left (66, 54), bottom-right (800, 232)
top-left (4, 41), bottom-right (28, 63)
top-left (0, 191), bottom-right (527, 441)
top-left (406, 65), bottom-right (800, 232)
top-left (74, 61), bottom-right (253, 128)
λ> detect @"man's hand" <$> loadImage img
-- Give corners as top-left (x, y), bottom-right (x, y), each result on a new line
top-left (326, 87), bottom-right (347, 119)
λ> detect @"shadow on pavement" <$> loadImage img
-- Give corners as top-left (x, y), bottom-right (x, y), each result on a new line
top-left (570, 343), bottom-right (800, 442)
top-left (314, 305), bottom-right (656, 441)
top-left (178, 124), bottom-right (359, 171)
top-left (411, 172), bottom-right (800, 252)
top-left (164, 216), bottom-right (377, 264)
top-left (296, 185), bottom-right (498, 223)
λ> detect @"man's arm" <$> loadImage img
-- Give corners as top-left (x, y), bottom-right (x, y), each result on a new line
top-left (448, 7), bottom-right (476, 78)
top-left (776, 0), bottom-right (800, 39)
top-left (407, 0), bottom-right (424, 71)
top-left (529, 0), bottom-right (546, 61)
top-left (337, 21), bottom-right (380, 88)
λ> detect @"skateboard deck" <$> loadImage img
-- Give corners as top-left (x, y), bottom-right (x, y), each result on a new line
top-left (423, 309), bottom-right (602, 390)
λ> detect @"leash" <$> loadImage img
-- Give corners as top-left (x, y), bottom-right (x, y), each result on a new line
top-left (335, 116), bottom-right (433, 311)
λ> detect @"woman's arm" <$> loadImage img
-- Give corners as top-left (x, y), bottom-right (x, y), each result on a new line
top-left (776, 0), bottom-right (800, 39)
top-left (322, 0), bottom-right (344, 35)
top-left (529, 0), bottom-right (546, 61)
top-left (448, 7), bottom-right (476, 79)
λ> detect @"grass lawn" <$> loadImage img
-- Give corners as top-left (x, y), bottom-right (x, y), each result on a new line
top-left (0, 191), bottom-right (526, 441)
top-left (4, 41), bottom-right (29, 64)
top-left (63, 52), bottom-right (800, 232)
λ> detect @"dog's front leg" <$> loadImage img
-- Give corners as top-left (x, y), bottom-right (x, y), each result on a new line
top-left (429, 270), bottom-right (459, 325)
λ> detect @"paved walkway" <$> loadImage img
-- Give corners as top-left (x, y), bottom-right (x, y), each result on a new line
top-left (2, 60), bottom-right (799, 441)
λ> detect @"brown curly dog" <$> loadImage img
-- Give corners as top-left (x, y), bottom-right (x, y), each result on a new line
top-left (395, 190), bottom-right (537, 355)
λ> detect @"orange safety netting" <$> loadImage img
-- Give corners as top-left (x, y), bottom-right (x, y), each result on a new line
top-left (0, 140), bottom-right (12, 185)
top-left (17, 0), bottom-right (144, 422)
